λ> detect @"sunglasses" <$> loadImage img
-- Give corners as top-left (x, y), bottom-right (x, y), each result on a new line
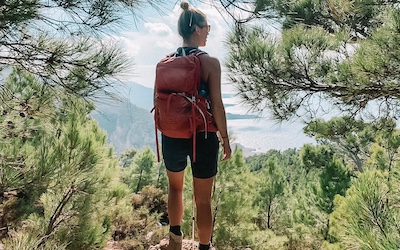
top-left (199, 24), bottom-right (211, 32)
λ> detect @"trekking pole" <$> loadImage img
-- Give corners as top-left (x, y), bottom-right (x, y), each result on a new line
top-left (192, 186), bottom-right (195, 250)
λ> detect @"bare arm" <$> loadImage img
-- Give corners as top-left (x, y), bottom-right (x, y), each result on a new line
top-left (200, 55), bottom-right (231, 160)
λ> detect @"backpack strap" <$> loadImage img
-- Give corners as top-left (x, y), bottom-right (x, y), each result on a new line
top-left (151, 106), bottom-right (161, 162)
top-left (176, 47), bottom-right (208, 57)
top-left (189, 48), bottom-right (207, 56)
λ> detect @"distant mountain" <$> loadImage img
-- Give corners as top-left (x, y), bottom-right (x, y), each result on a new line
top-left (114, 82), bottom-right (154, 111)
top-left (91, 97), bottom-right (155, 154)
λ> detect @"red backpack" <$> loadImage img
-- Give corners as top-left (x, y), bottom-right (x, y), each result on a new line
top-left (152, 48), bottom-right (218, 162)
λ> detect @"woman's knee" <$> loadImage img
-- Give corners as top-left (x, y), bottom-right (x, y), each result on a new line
top-left (169, 183), bottom-right (184, 193)
top-left (167, 170), bottom-right (185, 192)
top-left (195, 196), bottom-right (212, 208)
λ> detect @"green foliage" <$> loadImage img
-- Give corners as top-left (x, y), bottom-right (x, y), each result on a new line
top-left (132, 147), bottom-right (156, 193)
top-left (367, 124), bottom-right (400, 172)
top-left (225, 0), bottom-right (400, 121)
top-left (28, 105), bottom-right (119, 249)
top-left (0, 69), bottom-right (130, 249)
top-left (119, 149), bottom-right (138, 168)
top-left (121, 147), bottom-right (167, 193)
top-left (6, 61), bottom-right (400, 250)
top-left (1, 1), bottom-right (162, 248)
top-left (254, 157), bottom-right (285, 230)
top-left (299, 144), bottom-right (352, 242)
top-left (113, 185), bottom-right (166, 249)
top-left (0, 0), bottom-right (155, 98)
top-left (290, 169), bottom-right (319, 227)
top-left (246, 148), bottom-right (300, 172)
top-left (300, 144), bottom-right (334, 171)
top-left (304, 116), bottom-right (378, 172)
top-left (317, 157), bottom-right (351, 215)
top-left (212, 148), bottom-right (260, 249)
top-left (2, 230), bottom-right (67, 250)
top-left (330, 170), bottom-right (400, 249)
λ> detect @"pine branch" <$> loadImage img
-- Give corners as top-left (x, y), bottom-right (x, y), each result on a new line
top-left (38, 185), bottom-right (76, 247)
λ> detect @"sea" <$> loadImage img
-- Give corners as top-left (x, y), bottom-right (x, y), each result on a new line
top-left (222, 94), bottom-right (315, 155)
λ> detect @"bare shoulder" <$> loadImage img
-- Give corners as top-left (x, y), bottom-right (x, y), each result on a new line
top-left (199, 54), bottom-right (221, 71)
top-left (198, 53), bottom-right (221, 84)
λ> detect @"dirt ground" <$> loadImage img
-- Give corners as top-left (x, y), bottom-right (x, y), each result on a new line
top-left (104, 239), bottom-right (201, 250)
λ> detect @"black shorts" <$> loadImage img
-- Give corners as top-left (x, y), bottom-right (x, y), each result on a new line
top-left (161, 132), bottom-right (219, 179)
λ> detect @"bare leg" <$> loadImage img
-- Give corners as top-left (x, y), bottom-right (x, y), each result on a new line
top-left (193, 176), bottom-right (214, 245)
top-left (166, 170), bottom-right (185, 227)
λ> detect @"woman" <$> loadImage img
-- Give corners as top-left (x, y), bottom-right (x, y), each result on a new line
top-left (159, 2), bottom-right (231, 250)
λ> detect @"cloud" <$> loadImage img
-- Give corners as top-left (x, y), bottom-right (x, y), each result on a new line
top-left (104, 22), bottom-right (179, 65)
top-left (144, 22), bottom-right (172, 36)
top-left (155, 41), bottom-right (174, 49)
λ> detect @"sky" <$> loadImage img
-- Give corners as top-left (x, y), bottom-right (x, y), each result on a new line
top-left (110, 1), bottom-right (243, 92)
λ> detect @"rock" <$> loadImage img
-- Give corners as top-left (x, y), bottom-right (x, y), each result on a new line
top-left (182, 239), bottom-right (198, 249)
top-left (104, 241), bottom-right (123, 250)
top-left (151, 239), bottom-right (199, 250)
top-left (148, 245), bottom-right (161, 250)
top-left (146, 231), bottom-right (154, 242)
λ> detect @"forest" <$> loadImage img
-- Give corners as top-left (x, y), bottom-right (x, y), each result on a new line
top-left (1, 0), bottom-right (400, 249)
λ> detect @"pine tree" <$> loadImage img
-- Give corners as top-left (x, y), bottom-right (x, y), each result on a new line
top-left (119, 149), bottom-right (138, 168)
top-left (132, 147), bottom-right (156, 193)
top-left (223, 1), bottom-right (400, 121)
top-left (254, 157), bottom-right (285, 230)
top-left (0, 69), bottom-right (130, 249)
top-left (211, 148), bottom-right (260, 249)
top-left (300, 144), bottom-right (351, 242)
top-left (330, 170), bottom-right (400, 249)
top-left (1, 0), bottom-right (156, 98)
top-left (120, 147), bottom-right (166, 194)
top-left (304, 116), bottom-right (379, 172)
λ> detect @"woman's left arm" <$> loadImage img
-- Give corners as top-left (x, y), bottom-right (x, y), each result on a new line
top-left (200, 55), bottom-right (231, 160)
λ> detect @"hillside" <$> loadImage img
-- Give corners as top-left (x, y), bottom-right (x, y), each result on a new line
top-left (116, 82), bottom-right (154, 110)
top-left (91, 97), bottom-right (156, 154)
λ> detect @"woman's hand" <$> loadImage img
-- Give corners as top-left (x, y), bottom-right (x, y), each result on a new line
top-left (221, 138), bottom-right (232, 161)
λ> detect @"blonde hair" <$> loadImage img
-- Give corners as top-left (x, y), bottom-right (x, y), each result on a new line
top-left (177, 1), bottom-right (207, 41)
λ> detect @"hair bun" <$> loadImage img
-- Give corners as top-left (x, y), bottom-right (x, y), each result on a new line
top-left (180, 1), bottom-right (189, 10)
